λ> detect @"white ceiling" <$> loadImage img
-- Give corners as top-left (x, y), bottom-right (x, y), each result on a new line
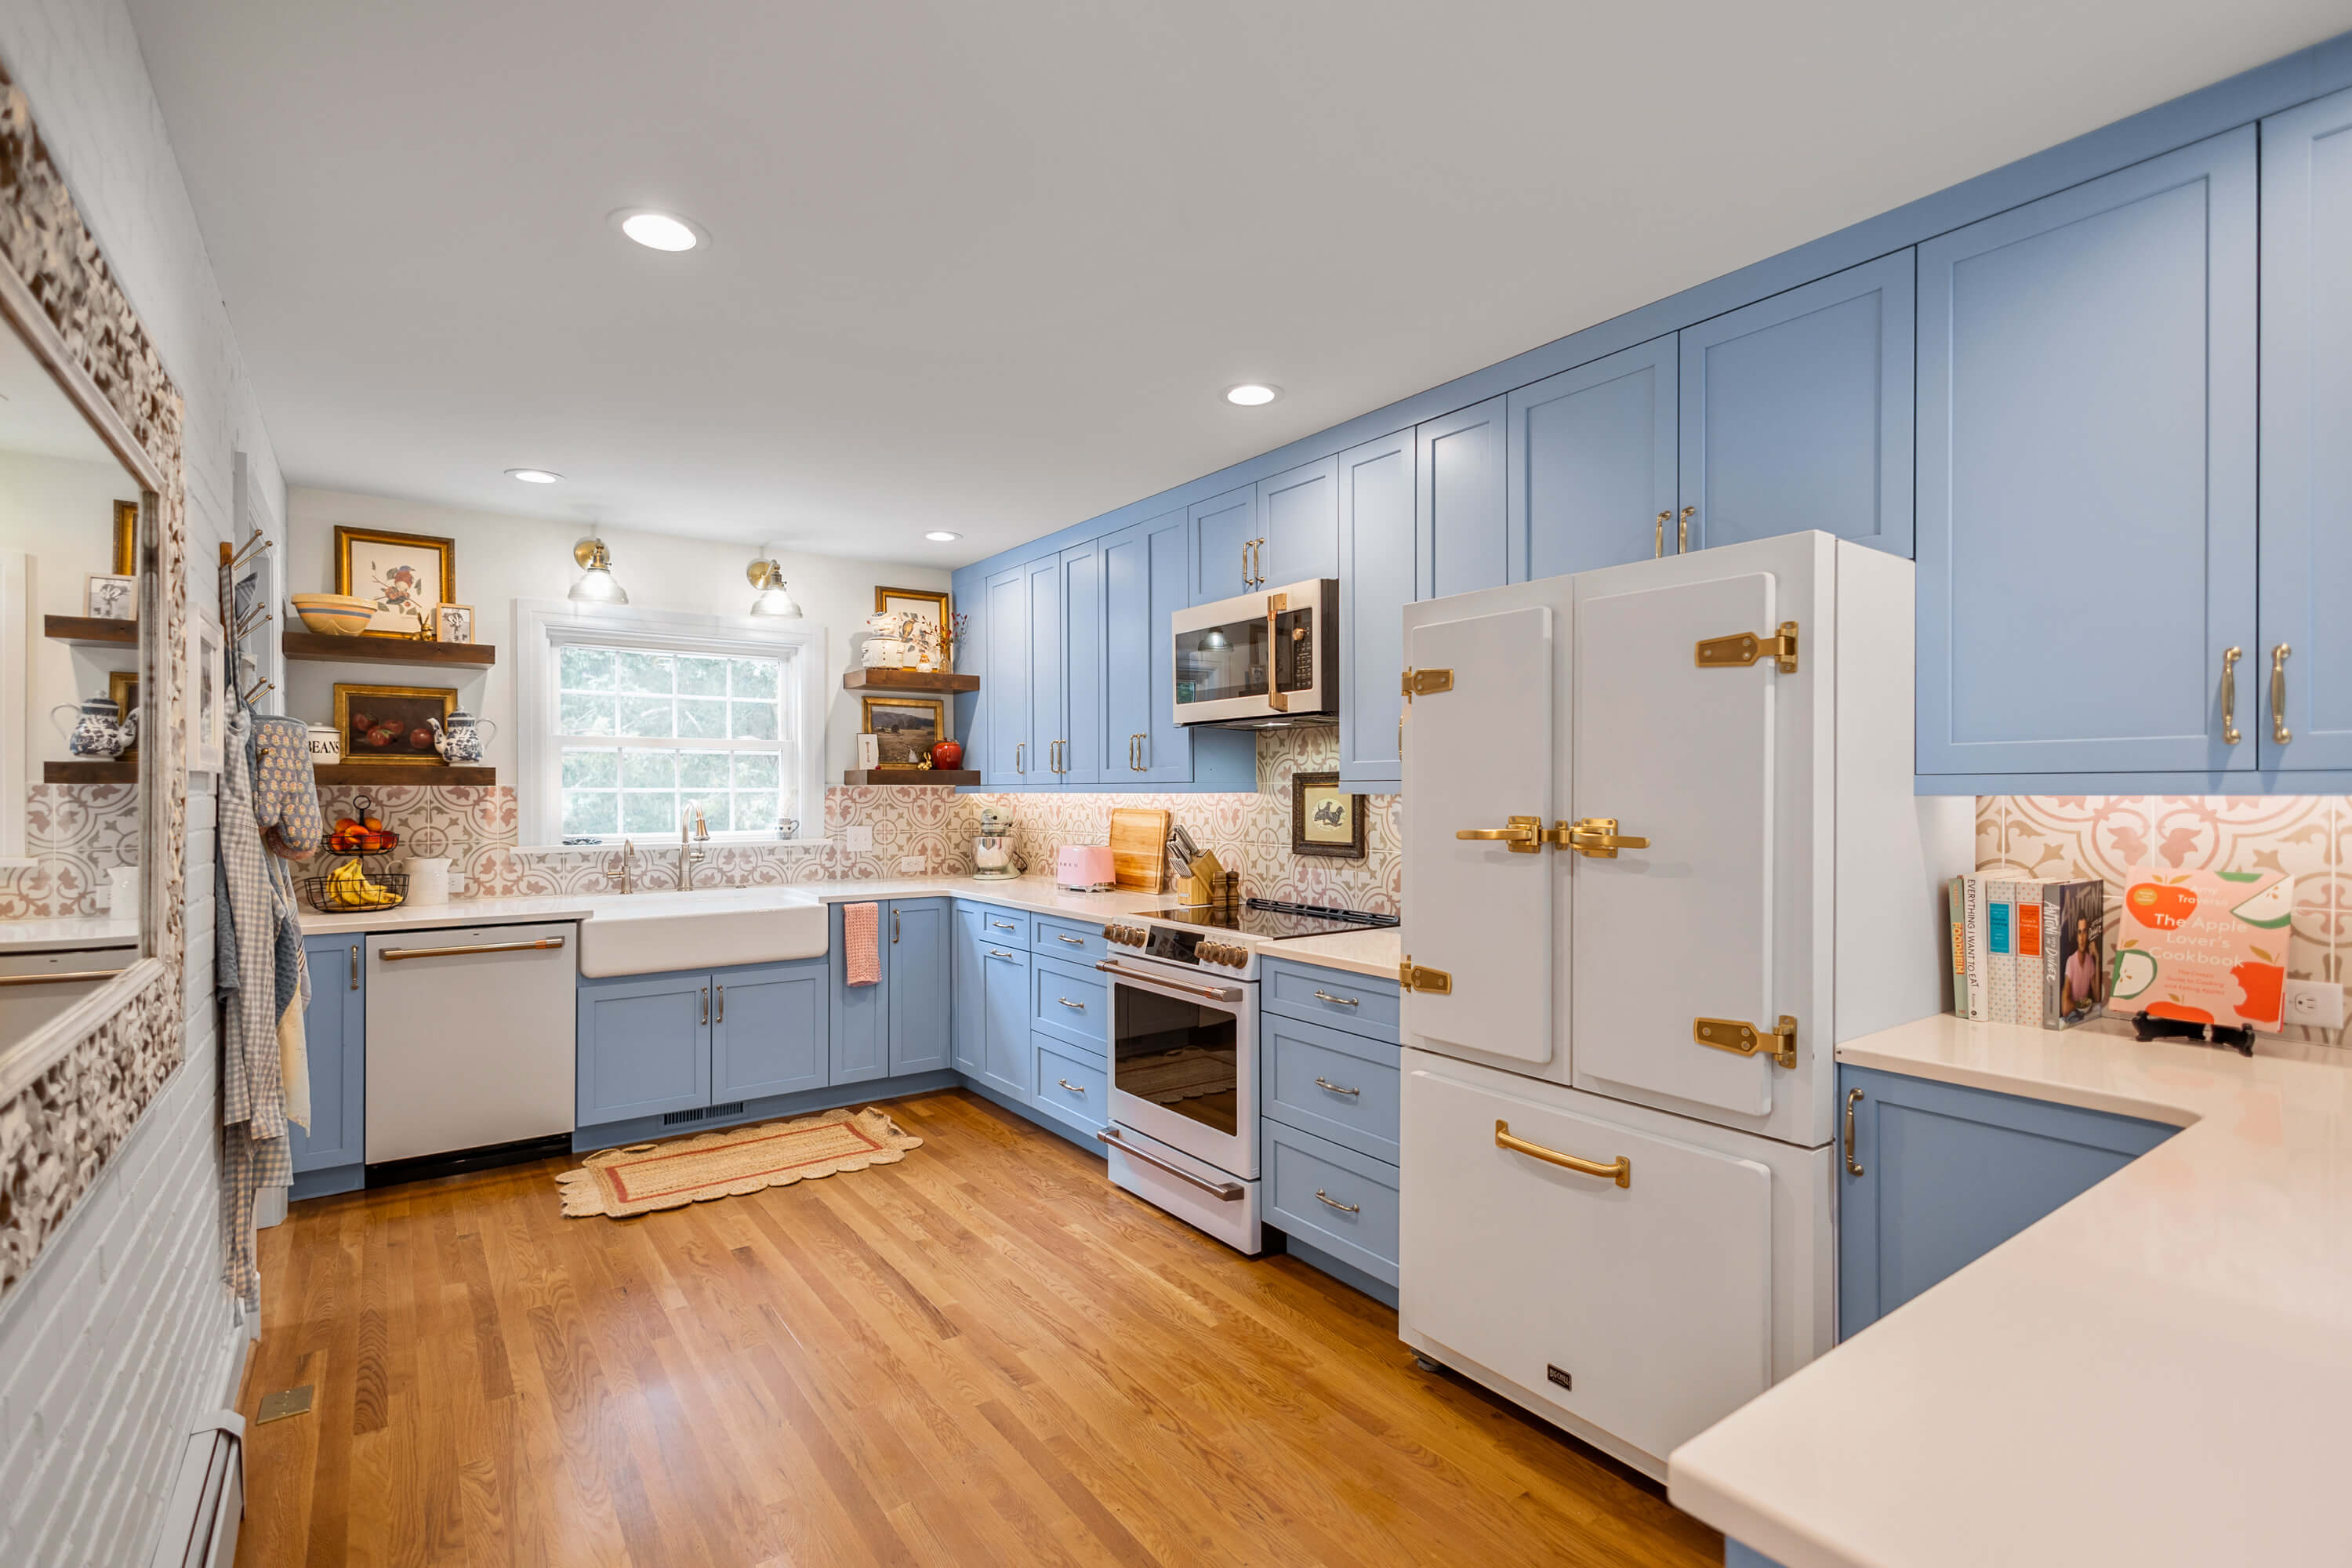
top-left (125, 0), bottom-right (2347, 567)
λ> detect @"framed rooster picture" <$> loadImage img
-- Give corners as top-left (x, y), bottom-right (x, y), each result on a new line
top-left (1290, 771), bottom-right (1365, 858)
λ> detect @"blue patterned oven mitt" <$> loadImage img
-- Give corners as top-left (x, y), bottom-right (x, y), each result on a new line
top-left (252, 715), bottom-right (323, 858)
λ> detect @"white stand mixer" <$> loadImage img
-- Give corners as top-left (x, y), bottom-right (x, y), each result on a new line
top-left (972, 806), bottom-right (1019, 880)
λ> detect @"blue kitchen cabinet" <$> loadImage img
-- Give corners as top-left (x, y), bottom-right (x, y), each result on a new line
top-left (1678, 249), bottom-right (1914, 557)
top-left (887, 899), bottom-right (953, 1075)
top-left (711, 960), bottom-right (828, 1102)
top-left (290, 933), bottom-right (365, 1195)
top-left (1027, 554), bottom-right (1067, 785)
top-left (1507, 334), bottom-right (1680, 581)
top-left (1102, 510), bottom-right (1189, 783)
top-left (1028, 952), bottom-right (1109, 1056)
top-left (1417, 397), bottom-right (1507, 600)
top-left (1836, 1064), bottom-right (2175, 1339)
top-left (577, 971), bottom-right (712, 1125)
top-left (1058, 542), bottom-right (1104, 785)
top-left (1259, 453), bottom-right (1340, 586)
top-left (1336, 428), bottom-right (1415, 790)
top-left (979, 935), bottom-right (1031, 1100)
top-left (1191, 483), bottom-right (1256, 601)
top-left (982, 564), bottom-right (1033, 786)
top-left (1916, 128), bottom-right (2257, 778)
top-left (2259, 85), bottom-right (2352, 772)
top-left (950, 904), bottom-right (986, 1075)
top-left (830, 900), bottom-right (890, 1084)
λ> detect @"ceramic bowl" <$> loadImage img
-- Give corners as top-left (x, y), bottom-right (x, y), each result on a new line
top-left (290, 593), bottom-right (374, 636)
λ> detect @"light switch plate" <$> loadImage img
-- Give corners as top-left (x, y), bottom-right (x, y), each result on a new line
top-left (844, 826), bottom-right (874, 852)
top-left (2285, 979), bottom-right (2345, 1029)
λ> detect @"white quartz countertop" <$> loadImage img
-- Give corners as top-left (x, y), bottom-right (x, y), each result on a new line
top-left (1263, 924), bottom-right (1401, 979)
top-left (1668, 1012), bottom-right (2352, 1568)
top-left (0, 915), bottom-right (140, 952)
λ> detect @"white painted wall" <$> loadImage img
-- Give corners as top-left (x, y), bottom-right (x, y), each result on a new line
top-left (0, 1), bottom-right (287, 1563)
top-left (285, 486), bottom-right (952, 822)
top-left (0, 448), bottom-right (145, 786)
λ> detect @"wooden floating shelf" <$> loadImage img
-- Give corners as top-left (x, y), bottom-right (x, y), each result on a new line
top-left (43, 615), bottom-right (137, 648)
top-left (314, 763), bottom-right (495, 786)
top-left (45, 760), bottom-right (135, 783)
top-left (842, 768), bottom-right (980, 787)
top-left (841, 668), bottom-right (978, 693)
top-left (282, 632), bottom-right (495, 667)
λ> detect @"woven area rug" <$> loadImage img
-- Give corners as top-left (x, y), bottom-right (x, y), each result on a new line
top-left (557, 1106), bottom-right (922, 1219)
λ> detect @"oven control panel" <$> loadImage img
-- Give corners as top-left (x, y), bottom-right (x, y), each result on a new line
top-left (1101, 924), bottom-right (1254, 973)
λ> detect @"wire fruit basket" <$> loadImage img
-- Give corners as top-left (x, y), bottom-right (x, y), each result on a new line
top-left (324, 793), bottom-right (400, 856)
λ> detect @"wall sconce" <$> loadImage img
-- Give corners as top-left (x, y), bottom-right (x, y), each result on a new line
top-left (747, 549), bottom-right (802, 618)
top-left (569, 529), bottom-right (627, 604)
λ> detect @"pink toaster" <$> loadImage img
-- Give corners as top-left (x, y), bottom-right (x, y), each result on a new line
top-left (1054, 844), bottom-right (1116, 891)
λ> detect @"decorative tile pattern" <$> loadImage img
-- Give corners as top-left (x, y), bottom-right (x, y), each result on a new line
top-left (0, 785), bottom-right (143, 917)
top-left (1978, 796), bottom-right (2347, 1054)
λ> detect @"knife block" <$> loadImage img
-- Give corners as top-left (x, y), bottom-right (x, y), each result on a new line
top-left (1177, 848), bottom-right (1226, 907)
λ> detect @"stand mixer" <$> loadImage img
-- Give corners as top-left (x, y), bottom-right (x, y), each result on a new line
top-left (972, 806), bottom-right (1019, 880)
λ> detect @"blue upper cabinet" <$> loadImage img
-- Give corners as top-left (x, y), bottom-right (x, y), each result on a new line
top-left (1678, 250), bottom-right (1915, 557)
top-left (982, 564), bottom-right (1032, 786)
top-left (1507, 334), bottom-right (1679, 581)
top-left (1917, 129), bottom-right (2258, 779)
top-left (1259, 454), bottom-right (1340, 586)
top-left (1191, 483), bottom-right (1256, 601)
top-left (1026, 554), bottom-right (1065, 784)
top-left (2260, 86), bottom-right (2352, 772)
top-left (1104, 510), bottom-right (1203, 784)
top-left (1337, 429), bottom-right (1415, 790)
top-left (1058, 542), bottom-right (1103, 785)
top-left (1417, 397), bottom-right (1507, 600)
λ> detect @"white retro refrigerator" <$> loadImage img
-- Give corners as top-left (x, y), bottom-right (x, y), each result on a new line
top-left (1395, 531), bottom-right (1969, 1481)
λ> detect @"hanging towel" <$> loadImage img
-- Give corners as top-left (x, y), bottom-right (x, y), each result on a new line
top-left (219, 708), bottom-right (289, 1306)
top-left (844, 902), bottom-right (881, 986)
top-left (252, 717), bottom-right (317, 1131)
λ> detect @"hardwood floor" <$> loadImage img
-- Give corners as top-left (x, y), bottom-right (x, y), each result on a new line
top-left (234, 1091), bottom-right (1722, 1567)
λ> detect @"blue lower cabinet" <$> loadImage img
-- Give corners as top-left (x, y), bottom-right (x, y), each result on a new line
top-left (1031, 1036), bottom-right (1107, 1135)
top-left (1265, 1121), bottom-right (1400, 1287)
top-left (291, 933), bottom-right (365, 1195)
top-left (1262, 1013), bottom-right (1400, 1163)
top-left (830, 901), bottom-right (891, 1083)
top-left (1838, 1064), bottom-right (2176, 1338)
top-left (888, 899), bottom-right (952, 1075)
top-left (1261, 957), bottom-right (1401, 1039)
top-left (712, 960), bottom-right (828, 1102)
top-left (1030, 912), bottom-right (1107, 963)
top-left (951, 905), bottom-right (985, 1074)
top-left (979, 937), bottom-right (1031, 1100)
top-left (1029, 952), bottom-right (1109, 1054)
top-left (1725, 1544), bottom-right (1788, 1568)
top-left (577, 971), bottom-right (712, 1125)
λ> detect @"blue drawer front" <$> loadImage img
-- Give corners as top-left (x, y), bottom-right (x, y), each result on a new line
top-left (1262, 958), bottom-right (1399, 1040)
top-left (1031, 1035), bottom-right (1108, 1135)
top-left (1263, 1013), bottom-right (1400, 1163)
top-left (1031, 913), bottom-right (1109, 963)
top-left (1265, 1122), bottom-right (1399, 1286)
top-left (968, 905), bottom-right (1028, 945)
top-left (1029, 952), bottom-right (1109, 1052)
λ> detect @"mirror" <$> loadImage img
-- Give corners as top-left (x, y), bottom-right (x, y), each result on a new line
top-left (0, 312), bottom-right (154, 1040)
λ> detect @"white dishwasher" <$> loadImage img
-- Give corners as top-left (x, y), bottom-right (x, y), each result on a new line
top-left (365, 921), bottom-right (577, 1172)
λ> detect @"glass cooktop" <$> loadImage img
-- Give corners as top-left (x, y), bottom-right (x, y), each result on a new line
top-left (1141, 898), bottom-right (1399, 941)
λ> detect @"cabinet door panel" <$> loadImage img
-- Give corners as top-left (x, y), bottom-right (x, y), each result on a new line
top-left (1418, 397), bottom-right (1506, 599)
top-left (1190, 484), bottom-right (1255, 602)
top-left (1917, 129), bottom-right (2256, 775)
top-left (2259, 86), bottom-right (2352, 771)
top-left (982, 565), bottom-right (1031, 785)
top-left (713, 963), bottom-right (827, 1101)
top-left (291, 935), bottom-right (365, 1172)
top-left (1679, 250), bottom-right (1914, 556)
top-left (951, 905), bottom-right (985, 1074)
top-left (982, 945), bottom-right (1031, 1098)
top-left (1026, 556), bottom-right (1065, 786)
top-left (1060, 543), bottom-right (1103, 784)
top-left (1508, 336), bottom-right (1679, 581)
top-left (1260, 454), bottom-right (1339, 585)
top-left (577, 973), bottom-right (710, 1125)
top-left (887, 900), bottom-right (952, 1075)
top-left (1102, 510), bottom-right (1197, 784)
top-left (1338, 429), bottom-right (1414, 789)
top-left (1141, 516), bottom-right (1198, 782)
top-left (830, 901), bottom-right (889, 1084)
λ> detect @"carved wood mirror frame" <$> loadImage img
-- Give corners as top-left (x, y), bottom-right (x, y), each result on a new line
top-left (0, 62), bottom-right (191, 1299)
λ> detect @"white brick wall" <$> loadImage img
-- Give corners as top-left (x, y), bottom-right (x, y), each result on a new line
top-left (0, 1), bottom-right (289, 1563)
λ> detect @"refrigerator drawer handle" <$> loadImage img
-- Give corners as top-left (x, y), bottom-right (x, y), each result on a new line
top-left (380, 936), bottom-right (567, 962)
top-left (0, 967), bottom-right (123, 987)
top-left (1096, 1129), bottom-right (1242, 1200)
top-left (1495, 1119), bottom-right (1631, 1189)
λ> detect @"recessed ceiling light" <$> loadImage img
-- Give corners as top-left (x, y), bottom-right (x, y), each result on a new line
top-left (615, 210), bottom-right (702, 252)
top-left (925, 531), bottom-right (961, 543)
top-left (507, 467), bottom-right (561, 484)
top-left (1225, 383), bottom-right (1280, 406)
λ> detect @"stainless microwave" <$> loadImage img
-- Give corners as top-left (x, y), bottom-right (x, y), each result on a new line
top-left (1171, 578), bottom-right (1338, 727)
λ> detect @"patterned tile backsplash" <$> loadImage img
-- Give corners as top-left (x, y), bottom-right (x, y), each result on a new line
top-left (0, 785), bottom-right (143, 918)
top-left (1976, 796), bottom-right (2349, 1054)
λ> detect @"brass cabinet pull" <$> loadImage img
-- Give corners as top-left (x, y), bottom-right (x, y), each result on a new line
top-left (1058, 996), bottom-right (1086, 1011)
top-left (989, 948), bottom-right (1017, 960)
top-left (1313, 1189), bottom-right (1361, 1214)
top-left (716, 984), bottom-right (724, 1024)
top-left (990, 918), bottom-right (1016, 931)
top-left (1654, 510), bottom-right (1669, 557)
top-left (380, 936), bottom-right (567, 962)
top-left (349, 943), bottom-right (359, 990)
top-left (1563, 818), bottom-right (1649, 858)
top-left (2221, 645), bottom-right (2243, 744)
top-left (1015, 741), bottom-right (1025, 774)
top-left (1495, 1119), bottom-right (1631, 1189)
top-left (1843, 1087), bottom-right (1864, 1177)
top-left (1312, 989), bottom-right (1359, 1007)
top-left (1679, 504), bottom-right (1695, 553)
top-left (1056, 933), bottom-right (1085, 946)
top-left (892, 908), bottom-right (900, 943)
top-left (1456, 815), bottom-right (1543, 854)
top-left (1058, 1077), bottom-right (1086, 1095)
top-left (700, 985), bottom-right (709, 1025)
top-left (2273, 644), bottom-right (2292, 744)
top-left (1314, 1076), bottom-right (1361, 1097)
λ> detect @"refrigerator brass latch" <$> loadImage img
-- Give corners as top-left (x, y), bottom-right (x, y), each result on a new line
top-left (1695, 621), bottom-right (1798, 674)
top-left (1693, 1014), bottom-right (1798, 1070)
top-left (1400, 667), bottom-right (1454, 698)
top-left (1399, 956), bottom-right (1453, 994)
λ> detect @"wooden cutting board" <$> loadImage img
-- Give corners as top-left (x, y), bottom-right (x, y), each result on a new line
top-left (1108, 808), bottom-right (1171, 891)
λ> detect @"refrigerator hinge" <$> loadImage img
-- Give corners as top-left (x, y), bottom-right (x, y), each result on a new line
top-left (1399, 956), bottom-right (1453, 994)
top-left (1695, 621), bottom-right (1798, 674)
top-left (1692, 1014), bottom-right (1798, 1070)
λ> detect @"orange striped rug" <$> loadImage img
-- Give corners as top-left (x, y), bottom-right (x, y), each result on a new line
top-left (556, 1105), bottom-right (922, 1219)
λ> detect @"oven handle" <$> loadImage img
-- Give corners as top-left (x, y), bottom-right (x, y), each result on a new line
top-left (1096, 1127), bottom-right (1243, 1201)
top-left (1093, 960), bottom-right (1239, 1004)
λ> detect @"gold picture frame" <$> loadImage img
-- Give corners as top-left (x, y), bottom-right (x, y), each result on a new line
top-left (111, 498), bottom-right (137, 575)
top-left (108, 670), bottom-right (139, 764)
top-left (332, 682), bottom-right (458, 765)
top-left (874, 585), bottom-right (950, 641)
top-left (859, 695), bottom-right (945, 768)
top-left (334, 524), bottom-right (456, 638)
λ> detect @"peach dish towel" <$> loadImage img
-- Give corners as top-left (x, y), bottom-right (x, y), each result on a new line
top-left (844, 902), bottom-right (881, 985)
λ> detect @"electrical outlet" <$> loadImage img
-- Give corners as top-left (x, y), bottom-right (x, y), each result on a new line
top-left (844, 826), bottom-right (874, 852)
top-left (2285, 979), bottom-right (2346, 1029)
top-left (897, 856), bottom-right (926, 875)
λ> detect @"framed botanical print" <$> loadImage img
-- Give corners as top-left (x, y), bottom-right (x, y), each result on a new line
top-left (859, 695), bottom-right (944, 768)
top-left (335, 525), bottom-right (455, 637)
top-left (111, 498), bottom-right (137, 575)
top-left (875, 586), bottom-right (950, 655)
top-left (1291, 771), bottom-right (1366, 858)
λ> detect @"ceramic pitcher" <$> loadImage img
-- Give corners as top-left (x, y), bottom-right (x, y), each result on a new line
top-left (51, 693), bottom-right (138, 759)
top-left (426, 709), bottom-right (496, 764)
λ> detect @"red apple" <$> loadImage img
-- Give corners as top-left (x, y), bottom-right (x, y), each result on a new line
top-left (408, 727), bottom-right (434, 751)
top-left (929, 739), bottom-right (964, 771)
top-left (2232, 961), bottom-right (2284, 1024)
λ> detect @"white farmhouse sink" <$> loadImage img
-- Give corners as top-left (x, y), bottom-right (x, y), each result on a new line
top-left (577, 888), bottom-right (829, 978)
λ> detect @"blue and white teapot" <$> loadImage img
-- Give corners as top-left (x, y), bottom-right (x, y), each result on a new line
top-left (51, 691), bottom-right (138, 759)
top-left (426, 709), bottom-right (496, 764)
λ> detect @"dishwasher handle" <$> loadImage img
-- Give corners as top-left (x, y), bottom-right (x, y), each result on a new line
top-left (379, 935), bottom-right (568, 962)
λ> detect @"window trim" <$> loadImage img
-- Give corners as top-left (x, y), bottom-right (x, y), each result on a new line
top-left (515, 597), bottom-right (827, 850)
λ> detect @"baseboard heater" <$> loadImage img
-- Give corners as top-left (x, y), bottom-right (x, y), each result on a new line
top-left (148, 1411), bottom-right (244, 1568)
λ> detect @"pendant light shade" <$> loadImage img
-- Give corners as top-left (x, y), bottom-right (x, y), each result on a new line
top-left (569, 532), bottom-right (628, 604)
top-left (747, 551), bottom-right (802, 618)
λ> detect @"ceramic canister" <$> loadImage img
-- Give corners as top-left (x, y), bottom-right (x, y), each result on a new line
top-left (398, 857), bottom-right (452, 906)
top-left (107, 865), bottom-right (140, 917)
top-left (305, 724), bottom-right (343, 766)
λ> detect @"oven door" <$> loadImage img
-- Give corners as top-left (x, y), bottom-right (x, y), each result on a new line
top-left (1104, 959), bottom-right (1258, 1179)
top-left (1172, 591), bottom-right (1273, 724)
